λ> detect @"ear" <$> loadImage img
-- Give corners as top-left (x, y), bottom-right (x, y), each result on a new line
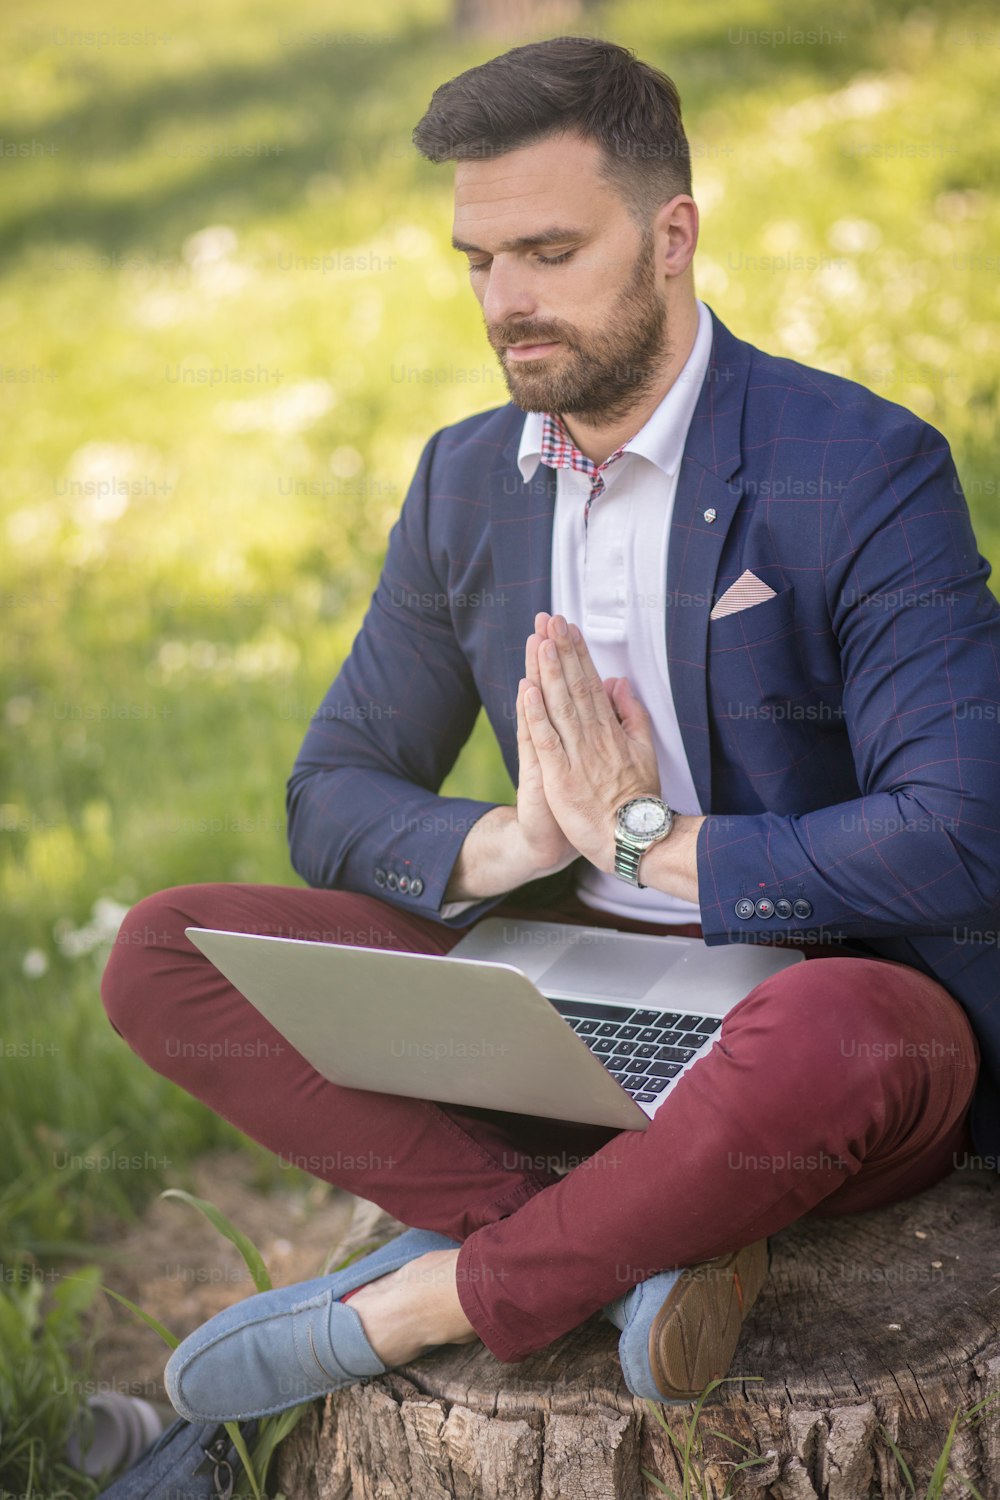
top-left (652, 194), bottom-right (699, 280)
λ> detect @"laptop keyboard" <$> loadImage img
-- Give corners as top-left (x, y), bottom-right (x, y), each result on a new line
top-left (547, 998), bottom-right (721, 1106)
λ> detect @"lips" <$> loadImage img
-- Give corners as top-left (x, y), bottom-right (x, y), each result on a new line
top-left (506, 340), bottom-right (561, 360)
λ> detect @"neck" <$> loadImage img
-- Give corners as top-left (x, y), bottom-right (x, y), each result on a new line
top-left (559, 296), bottom-right (700, 466)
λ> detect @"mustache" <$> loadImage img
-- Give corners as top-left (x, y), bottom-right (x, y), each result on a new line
top-left (488, 321), bottom-right (576, 351)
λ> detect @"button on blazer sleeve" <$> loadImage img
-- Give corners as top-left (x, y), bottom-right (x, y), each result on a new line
top-left (285, 430), bottom-right (505, 925)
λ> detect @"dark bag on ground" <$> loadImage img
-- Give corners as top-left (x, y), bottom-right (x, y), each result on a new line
top-left (96, 1416), bottom-right (259, 1499)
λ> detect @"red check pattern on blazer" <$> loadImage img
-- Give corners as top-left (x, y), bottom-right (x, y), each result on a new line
top-left (287, 306), bottom-right (1000, 1161)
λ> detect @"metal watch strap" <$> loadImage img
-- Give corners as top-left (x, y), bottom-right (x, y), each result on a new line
top-left (614, 836), bottom-right (648, 888)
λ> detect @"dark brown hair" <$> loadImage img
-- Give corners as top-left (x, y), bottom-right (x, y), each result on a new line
top-left (412, 36), bottom-right (691, 227)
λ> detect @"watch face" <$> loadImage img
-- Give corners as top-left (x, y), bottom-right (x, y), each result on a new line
top-left (623, 798), bottom-right (667, 836)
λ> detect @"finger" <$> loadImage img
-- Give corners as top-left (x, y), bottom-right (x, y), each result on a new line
top-left (525, 631), bottom-right (544, 691)
top-left (523, 679), bottom-right (564, 758)
top-left (611, 678), bottom-right (654, 741)
top-left (516, 680), bottom-right (540, 781)
top-left (545, 616), bottom-right (612, 725)
top-left (564, 619), bottom-right (613, 722)
top-left (536, 635), bottom-right (578, 732)
top-left (516, 678), bottom-right (539, 761)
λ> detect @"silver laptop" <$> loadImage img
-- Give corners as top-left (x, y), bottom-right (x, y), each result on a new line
top-left (185, 918), bottom-right (803, 1132)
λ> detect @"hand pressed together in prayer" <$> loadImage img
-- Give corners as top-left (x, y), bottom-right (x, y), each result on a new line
top-left (515, 611), bottom-right (663, 874)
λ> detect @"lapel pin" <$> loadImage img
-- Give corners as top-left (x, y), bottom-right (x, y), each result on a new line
top-left (703, 508), bottom-right (717, 524)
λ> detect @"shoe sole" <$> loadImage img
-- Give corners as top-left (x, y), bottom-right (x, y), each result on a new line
top-left (647, 1239), bottom-right (769, 1401)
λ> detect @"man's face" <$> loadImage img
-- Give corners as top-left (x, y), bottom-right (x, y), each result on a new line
top-left (452, 131), bottom-right (671, 423)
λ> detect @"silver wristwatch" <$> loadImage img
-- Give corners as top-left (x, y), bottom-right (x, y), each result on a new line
top-left (613, 796), bottom-right (675, 888)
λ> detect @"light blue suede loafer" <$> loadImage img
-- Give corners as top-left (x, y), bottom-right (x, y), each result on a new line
top-left (165, 1227), bottom-right (461, 1422)
top-left (604, 1239), bottom-right (769, 1403)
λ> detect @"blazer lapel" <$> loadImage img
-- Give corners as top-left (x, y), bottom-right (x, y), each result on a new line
top-left (488, 414), bottom-right (557, 744)
top-left (665, 308), bottom-right (750, 812)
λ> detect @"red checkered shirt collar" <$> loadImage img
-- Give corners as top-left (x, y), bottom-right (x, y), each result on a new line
top-left (540, 411), bottom-right (628, 490)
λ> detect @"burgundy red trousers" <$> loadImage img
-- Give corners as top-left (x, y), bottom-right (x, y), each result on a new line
top-left (100, 881), bottom-right (978, 1363)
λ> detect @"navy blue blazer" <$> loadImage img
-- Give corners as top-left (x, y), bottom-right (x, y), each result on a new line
top-left (287, 305), bottom-right (1000, 1161)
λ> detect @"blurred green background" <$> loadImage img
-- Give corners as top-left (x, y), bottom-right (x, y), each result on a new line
top-left (2, 0), bottom-right (999, 1262)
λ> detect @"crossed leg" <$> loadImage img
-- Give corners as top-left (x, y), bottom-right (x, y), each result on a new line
top-left (100, 881), bottom-right (978, 1364)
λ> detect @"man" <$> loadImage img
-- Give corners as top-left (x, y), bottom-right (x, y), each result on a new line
top-left (102, 37), bottom-right (998, 1424)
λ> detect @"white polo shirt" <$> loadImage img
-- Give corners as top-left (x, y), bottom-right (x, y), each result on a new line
top-left (514, 297), bottom-right (713, 923)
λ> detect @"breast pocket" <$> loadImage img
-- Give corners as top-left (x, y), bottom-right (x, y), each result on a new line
top-left (710, 584), bottom-right (797, 647)
top-left (708, 586), bottom-right (805, 713)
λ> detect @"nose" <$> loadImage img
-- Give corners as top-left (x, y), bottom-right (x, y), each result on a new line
top-left (480, 255), bottom-right (537, 329)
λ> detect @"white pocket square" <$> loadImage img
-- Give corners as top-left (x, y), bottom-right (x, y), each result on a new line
top-left (710, 569), bottom-right (777, 620)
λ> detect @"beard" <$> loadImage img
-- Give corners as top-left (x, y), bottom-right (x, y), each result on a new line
top-left (485, 232), bottom-right (671, 424)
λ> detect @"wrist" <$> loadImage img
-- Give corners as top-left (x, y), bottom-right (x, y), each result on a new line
top-left (635, 814), bottom-right (705, 905)
top-left (444, 807), bottom-right (574, 903)
top-left (509, 814), bottom-right (578, 884)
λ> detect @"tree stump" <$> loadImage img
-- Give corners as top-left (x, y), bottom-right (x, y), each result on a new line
top-left (276, 1167), bottom-right (1000, 1499)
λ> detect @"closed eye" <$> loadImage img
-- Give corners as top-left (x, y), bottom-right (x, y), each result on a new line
top-left (467, 249), bottom-right (577, 273)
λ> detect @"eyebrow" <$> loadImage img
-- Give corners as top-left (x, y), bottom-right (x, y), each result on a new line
top-left (450, 226), bottom-right (586, 254)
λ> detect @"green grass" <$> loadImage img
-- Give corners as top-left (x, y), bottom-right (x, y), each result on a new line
top-left (0, 1265), bottom-right (101, 1499)
top-left (1, 0), bottom-right (998, 1369)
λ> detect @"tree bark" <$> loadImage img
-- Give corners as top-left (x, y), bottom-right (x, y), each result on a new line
top-left (277, 1166), bottom-right (1000, 1498)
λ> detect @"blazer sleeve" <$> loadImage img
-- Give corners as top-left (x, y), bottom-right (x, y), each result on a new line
top-left (285, 430), bottom-right (508, 927)
top-left (697, 413), bottom-right (1000, 943)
